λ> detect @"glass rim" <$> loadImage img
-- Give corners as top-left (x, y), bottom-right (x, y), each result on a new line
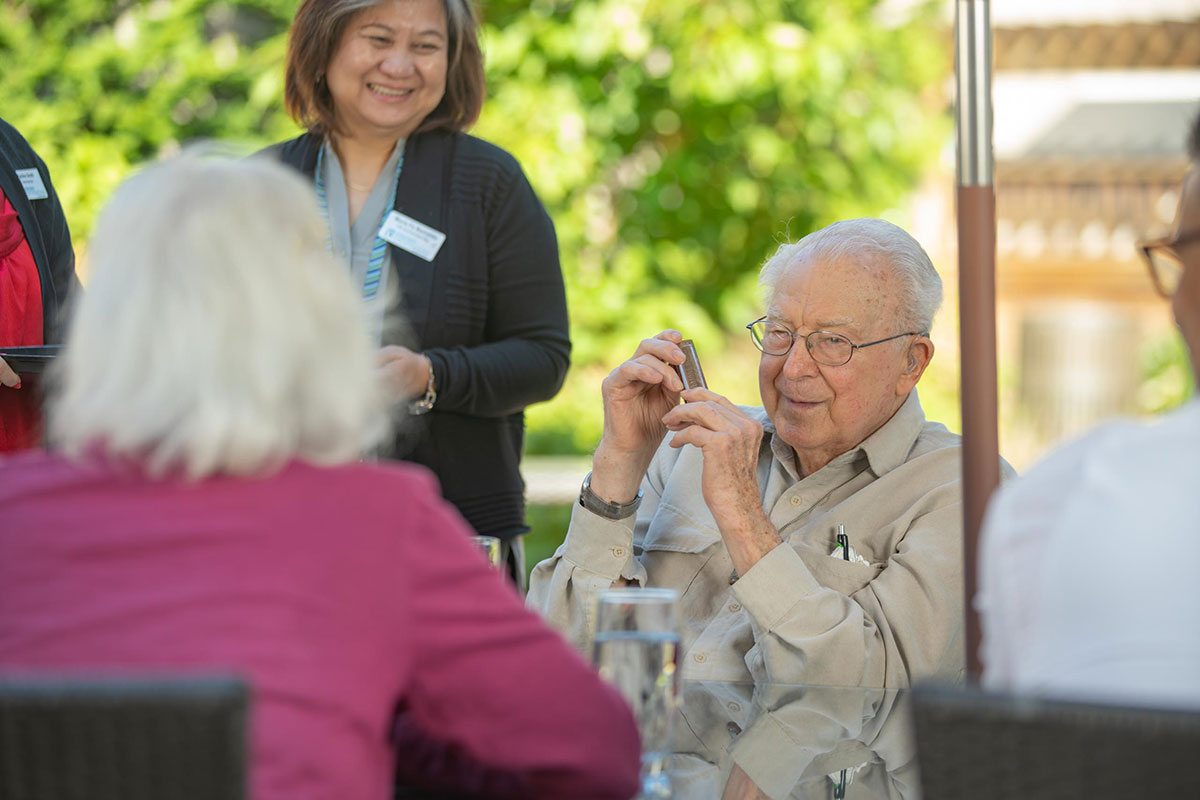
top-left (597, 587), bottom-right (679, 604)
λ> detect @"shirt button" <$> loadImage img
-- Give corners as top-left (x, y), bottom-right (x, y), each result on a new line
top-left (790, 496), bottom-right (802, 506)
top-left (728, 603), bottom-right (741, 613)
top-left (693, 652), bottom-right (707, 663)
top-left (611, 546), bottom-right (625, 558)
top-left (727, 701), bottom-right (741, 712)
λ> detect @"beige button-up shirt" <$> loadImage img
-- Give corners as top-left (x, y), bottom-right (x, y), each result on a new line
top-left (669, 682), bottom-right (916, 799)
top-left (529, 391), bottom-right (1001, 687)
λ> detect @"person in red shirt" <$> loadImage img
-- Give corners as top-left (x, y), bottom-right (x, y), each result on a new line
top-left (0, 117), bottom-right (77, 452)
top-left (0, 152), bottom-right (640, 800)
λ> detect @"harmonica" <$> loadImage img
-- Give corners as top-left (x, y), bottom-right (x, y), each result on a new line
top-left (673, 339), bottom-right (708, 391)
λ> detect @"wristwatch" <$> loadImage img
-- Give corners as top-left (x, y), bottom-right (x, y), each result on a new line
top-left (408, 357), bottom-right (437, 415)
top-left (579, 471), bottom-right (643, 520)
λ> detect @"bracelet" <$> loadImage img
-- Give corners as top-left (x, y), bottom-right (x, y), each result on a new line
top-left (579, 471), bottom-right (643, 520)
top-left (407, 356), bottom-right (437, 416)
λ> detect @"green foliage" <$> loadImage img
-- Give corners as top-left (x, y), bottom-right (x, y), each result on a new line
top-left (2, 0), bottom-right (951, 454)
top-left (1138, 330), bottom-right (1195, 414)
top-left (479, 0), bottom-right (947, 341)
top-left (524, 502), bottom-right (574, 583)
top-left (1, 0), bottom-right (299, 241)
top-left (475, 0), bottom-right (951, 451)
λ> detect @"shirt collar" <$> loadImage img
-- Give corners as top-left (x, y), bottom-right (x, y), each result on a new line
top-left (761, 389), bottom-right (928, 480)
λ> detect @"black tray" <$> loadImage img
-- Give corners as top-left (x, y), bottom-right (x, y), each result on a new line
top-left (0, 345), bottom-right (62, 374)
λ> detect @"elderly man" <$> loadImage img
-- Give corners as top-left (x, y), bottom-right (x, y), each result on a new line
top-left (530, 217), bottom-right (1002, 687)
top-left (977, 108), bottom-right (1200, 709)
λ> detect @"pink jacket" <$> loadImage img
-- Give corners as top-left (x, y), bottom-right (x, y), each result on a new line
top-left (0, 452), bottom-right (639, 799)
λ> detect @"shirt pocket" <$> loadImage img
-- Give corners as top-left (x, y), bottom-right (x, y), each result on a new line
top-left (798, 545), bottom-right (883, 596)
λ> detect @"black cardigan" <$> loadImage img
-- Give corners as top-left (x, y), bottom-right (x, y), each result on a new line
top-left (269, 130), bottom-right (571, 539)
top-left (0, 117), bottom-right (76, 345)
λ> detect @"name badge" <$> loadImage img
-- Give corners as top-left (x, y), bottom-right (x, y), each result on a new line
top-left (379, 210), bottom-right (446, 262)
top-left (15, 168), bottom-right (48, 201)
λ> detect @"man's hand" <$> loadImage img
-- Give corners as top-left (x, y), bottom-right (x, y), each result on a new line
top-left (378, 345), bottom-right (430, 402)
top-left (663, 387), bottom-right (781, 575)
top-left (0, 357), bottom-right (20, 389)
top-left (589, 330), bottom-right (687, 504)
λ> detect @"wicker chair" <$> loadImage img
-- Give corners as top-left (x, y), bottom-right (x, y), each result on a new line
top-left (912, 683), bottom-right (1200, 800)
top-left (0, 676), bottom-right (247, 800)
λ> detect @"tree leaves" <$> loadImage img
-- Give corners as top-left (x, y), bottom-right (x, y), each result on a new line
top-left (1, 0), bottom-right (950, 453)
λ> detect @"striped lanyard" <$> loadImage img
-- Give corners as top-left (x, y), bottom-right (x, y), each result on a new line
top-left (314, 142), bottom-right (404, 300)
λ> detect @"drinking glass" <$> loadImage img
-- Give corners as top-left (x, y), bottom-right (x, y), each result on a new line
top-left (470, 535), bottom-right (503, 569)
top-left (592, 587), bottom-right (681, 799)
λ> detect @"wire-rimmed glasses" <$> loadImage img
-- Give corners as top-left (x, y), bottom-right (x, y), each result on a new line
top-left (1139, 230), bottom-right (1200, 299)
top-left (746, 317), bottom-right (926, 366)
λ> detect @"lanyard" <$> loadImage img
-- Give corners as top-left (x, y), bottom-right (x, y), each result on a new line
top-left (314, 142), bottom-right (404, 301)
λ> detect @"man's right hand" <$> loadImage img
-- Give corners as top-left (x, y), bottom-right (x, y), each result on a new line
top-left (589, 330), bottom-right (687, 503)
top-left (0, 357), bottom-right (20, 389)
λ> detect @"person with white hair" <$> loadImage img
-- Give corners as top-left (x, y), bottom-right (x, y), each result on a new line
top-left (531, 218), bottom-right (1012, 687)
top-left (0, 154), bottom-right (639, 800)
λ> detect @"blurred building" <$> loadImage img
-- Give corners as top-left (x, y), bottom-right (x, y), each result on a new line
top-left (991, 2), bottom-right (1198, 459)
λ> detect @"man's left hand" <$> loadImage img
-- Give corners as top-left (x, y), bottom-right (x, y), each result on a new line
top-left (663, 388), bottom-right (782, 575)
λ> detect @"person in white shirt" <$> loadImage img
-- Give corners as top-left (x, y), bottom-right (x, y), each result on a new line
top-left (977, 106), bottom-right (1200, 709)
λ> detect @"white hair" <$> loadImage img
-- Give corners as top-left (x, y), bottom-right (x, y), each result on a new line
top-left (758, 218), bottom-right (944, 333)
top-left (49, 151), bottom-right (388, 479)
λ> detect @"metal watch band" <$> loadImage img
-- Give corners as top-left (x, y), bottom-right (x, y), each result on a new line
top-left (407, 357), bottom-right (437, 416)
top-left (579, 470), bottom-right (643, 520)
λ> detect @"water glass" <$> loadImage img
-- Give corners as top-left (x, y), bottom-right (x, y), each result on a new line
top-left (470, 535), bottom-right (503, 569)
top-left (592, 587), bottom-right (680, 799)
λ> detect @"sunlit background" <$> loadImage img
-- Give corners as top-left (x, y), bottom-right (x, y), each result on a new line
top-left (3, 0), bottom-right (1196, 571)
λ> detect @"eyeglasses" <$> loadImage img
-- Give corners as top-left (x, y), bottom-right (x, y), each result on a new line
top-left (746, 317), bottom-right (926, 366)
top-left (1139, 229), bottom-right (1199, 299)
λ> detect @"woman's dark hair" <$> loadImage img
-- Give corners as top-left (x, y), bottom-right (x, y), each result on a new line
top-left (284, 0), bottom-right (485, 137)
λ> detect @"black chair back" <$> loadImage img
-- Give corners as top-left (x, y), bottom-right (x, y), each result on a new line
top-left (0, 676), bottom-right (247, 800)
top-left (912, 683), bottom-right (1200, 799)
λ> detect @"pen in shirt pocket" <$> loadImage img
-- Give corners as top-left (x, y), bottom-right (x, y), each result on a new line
top-left (836, 523), bottom-right (850, 561)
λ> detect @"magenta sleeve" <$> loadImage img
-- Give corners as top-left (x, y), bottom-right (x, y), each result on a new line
top-left (395, 494), bottom-right (640, 800)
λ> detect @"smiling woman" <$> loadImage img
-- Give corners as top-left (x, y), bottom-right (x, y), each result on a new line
top-left (320, 0), bottom-right (449, 208)
top-left (264, 0), bottom-right (571, 588)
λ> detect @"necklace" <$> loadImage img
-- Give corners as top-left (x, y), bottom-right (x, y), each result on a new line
top-left (346, 179), bottom-right (374, 192)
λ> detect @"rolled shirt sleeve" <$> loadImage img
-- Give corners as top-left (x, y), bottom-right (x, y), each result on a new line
top-left (527, 497), bottom-right (649, 654)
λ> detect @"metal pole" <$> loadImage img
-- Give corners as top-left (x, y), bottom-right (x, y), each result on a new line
top-left (955, 0), bottom-right (999, 680)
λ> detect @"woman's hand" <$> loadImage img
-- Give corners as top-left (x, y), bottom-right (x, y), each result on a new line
top-left (378, 345), bottom-right (430, 402)
top-left (0, 357), bottom-right (20, 389)
top-left (589, 330), bottom-right (687, 504)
